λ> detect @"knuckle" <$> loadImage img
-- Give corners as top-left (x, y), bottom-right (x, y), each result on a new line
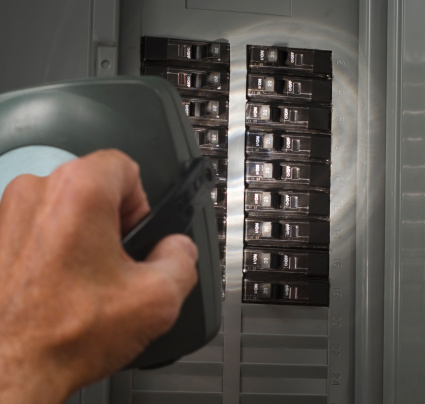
top-left (48, 161), bottom-right (103, 213)
top-left (97, 148), bottom-right (126, 160)
top-left (1, 174), bottom-right (42, 206)
top-left (96, 149), bottom-right (139, 173)
top-left (3, 174), bottom-right (36, 195)
top-left (51, 161), bottom-right (88, 190)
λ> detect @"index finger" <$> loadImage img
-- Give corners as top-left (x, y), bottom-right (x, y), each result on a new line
top-left (49, 149), bottom-right (150, 235)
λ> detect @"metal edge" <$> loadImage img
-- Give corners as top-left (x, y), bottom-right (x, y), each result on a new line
top-left (355, 0), bottom-right (388, 403)
top-left (383, 0), bottom-right (402, 403)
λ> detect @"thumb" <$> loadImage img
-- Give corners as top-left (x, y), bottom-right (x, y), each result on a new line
top-left (142, 234), bottom-right (199, 304)
top-left (146, 234), bottom-right (198, 264)
top-left (122, 235), bottom-right (199, 351)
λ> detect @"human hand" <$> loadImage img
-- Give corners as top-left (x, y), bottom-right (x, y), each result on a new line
top-left (0, 149), bottom-right (198, 404)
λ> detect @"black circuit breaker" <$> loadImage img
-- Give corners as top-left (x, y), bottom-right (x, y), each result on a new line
top-left (247, 45), bottom-right (332, 77)
top-left (243, 45), bottom-right (332, 307)
top-left (141, 37), bottom-right (230, 296)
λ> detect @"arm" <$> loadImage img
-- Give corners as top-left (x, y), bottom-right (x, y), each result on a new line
top-left (0, 149), bottom-right (198, 404)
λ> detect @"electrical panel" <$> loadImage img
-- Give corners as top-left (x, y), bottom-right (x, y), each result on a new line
top-left (7, 0), bottom-right (424, 404)
top-left (113, 2), bottom-right (357, 399)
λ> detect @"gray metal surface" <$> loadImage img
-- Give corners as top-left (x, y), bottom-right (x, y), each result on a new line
top-left (385, 1), bottom-right (425, 403)
top-left (0, 0), bottom-right (92, 93)
top-left (185, 0), bottom-right (292, 17)
top-left (355, 0), bottom-right (388, 403)
top-left (0, 0), bottom-right (119, 94)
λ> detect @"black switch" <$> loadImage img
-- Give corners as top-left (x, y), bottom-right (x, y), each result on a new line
top-left (193, 127), bottom-right (228, 152)
top-left (192, 44), bottom-right (207, 60)
top-left (245, 218), bottom-right (330, 246)
top-left (244, 251), bottom-right (274, 269)
top-left (208, 157), bottom-right (227, 182)
top-left (246, 131), bottom-right (330, 160)
top-left (246, 103), bottom-right (271, 121)
top-left (193, 128), bottom-right (206, 146)
top-left (247, 45), bottom-right (332, 77)
top-left (207, 100), bottom-right (220, 117)
top-left (243, 280), bottom-right (274, 301)
top-left (194, 72), bottom-right (207, 88)
top-left (246, 132), bottom-right (283, 153)
top-left (207, 72), bottom-right (221, 89)
top-left (206, 129), bottom-right (220, 145)
top-left (142, 66), bottom-right (230, 94)
top-left (243, 278), bottom-right (329, 306)
top-left (210, 186), bottom-right (226, 210)
top-left (246, 103), bottom-right (331, 133)
top-left (190, 101), bottom-right (206, 117)
top-left (246, 161), bottom-right (279, 181)
top-left (246, 161), bottom-right (332, 187)
top-left (216, 215), bottom-right (227, 241)
top-left (211, 187), bottom-right (218, 204)
top-left (243, 248), bottom-right (329, 277)
top-left (141, 37), bottom-right (230, 66)
top-left (245, 220), bottom-right (281, 239)
top-left (245, 190), bottom-right (280, 210)
top-left (209, 43), bottom-right (221, 58)
top-left (182, 98), bottom-right (229, 124)
top-left (278, 162), bottom-right (330, 188)
top-left (267, 47), bottom-right (278, 62)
